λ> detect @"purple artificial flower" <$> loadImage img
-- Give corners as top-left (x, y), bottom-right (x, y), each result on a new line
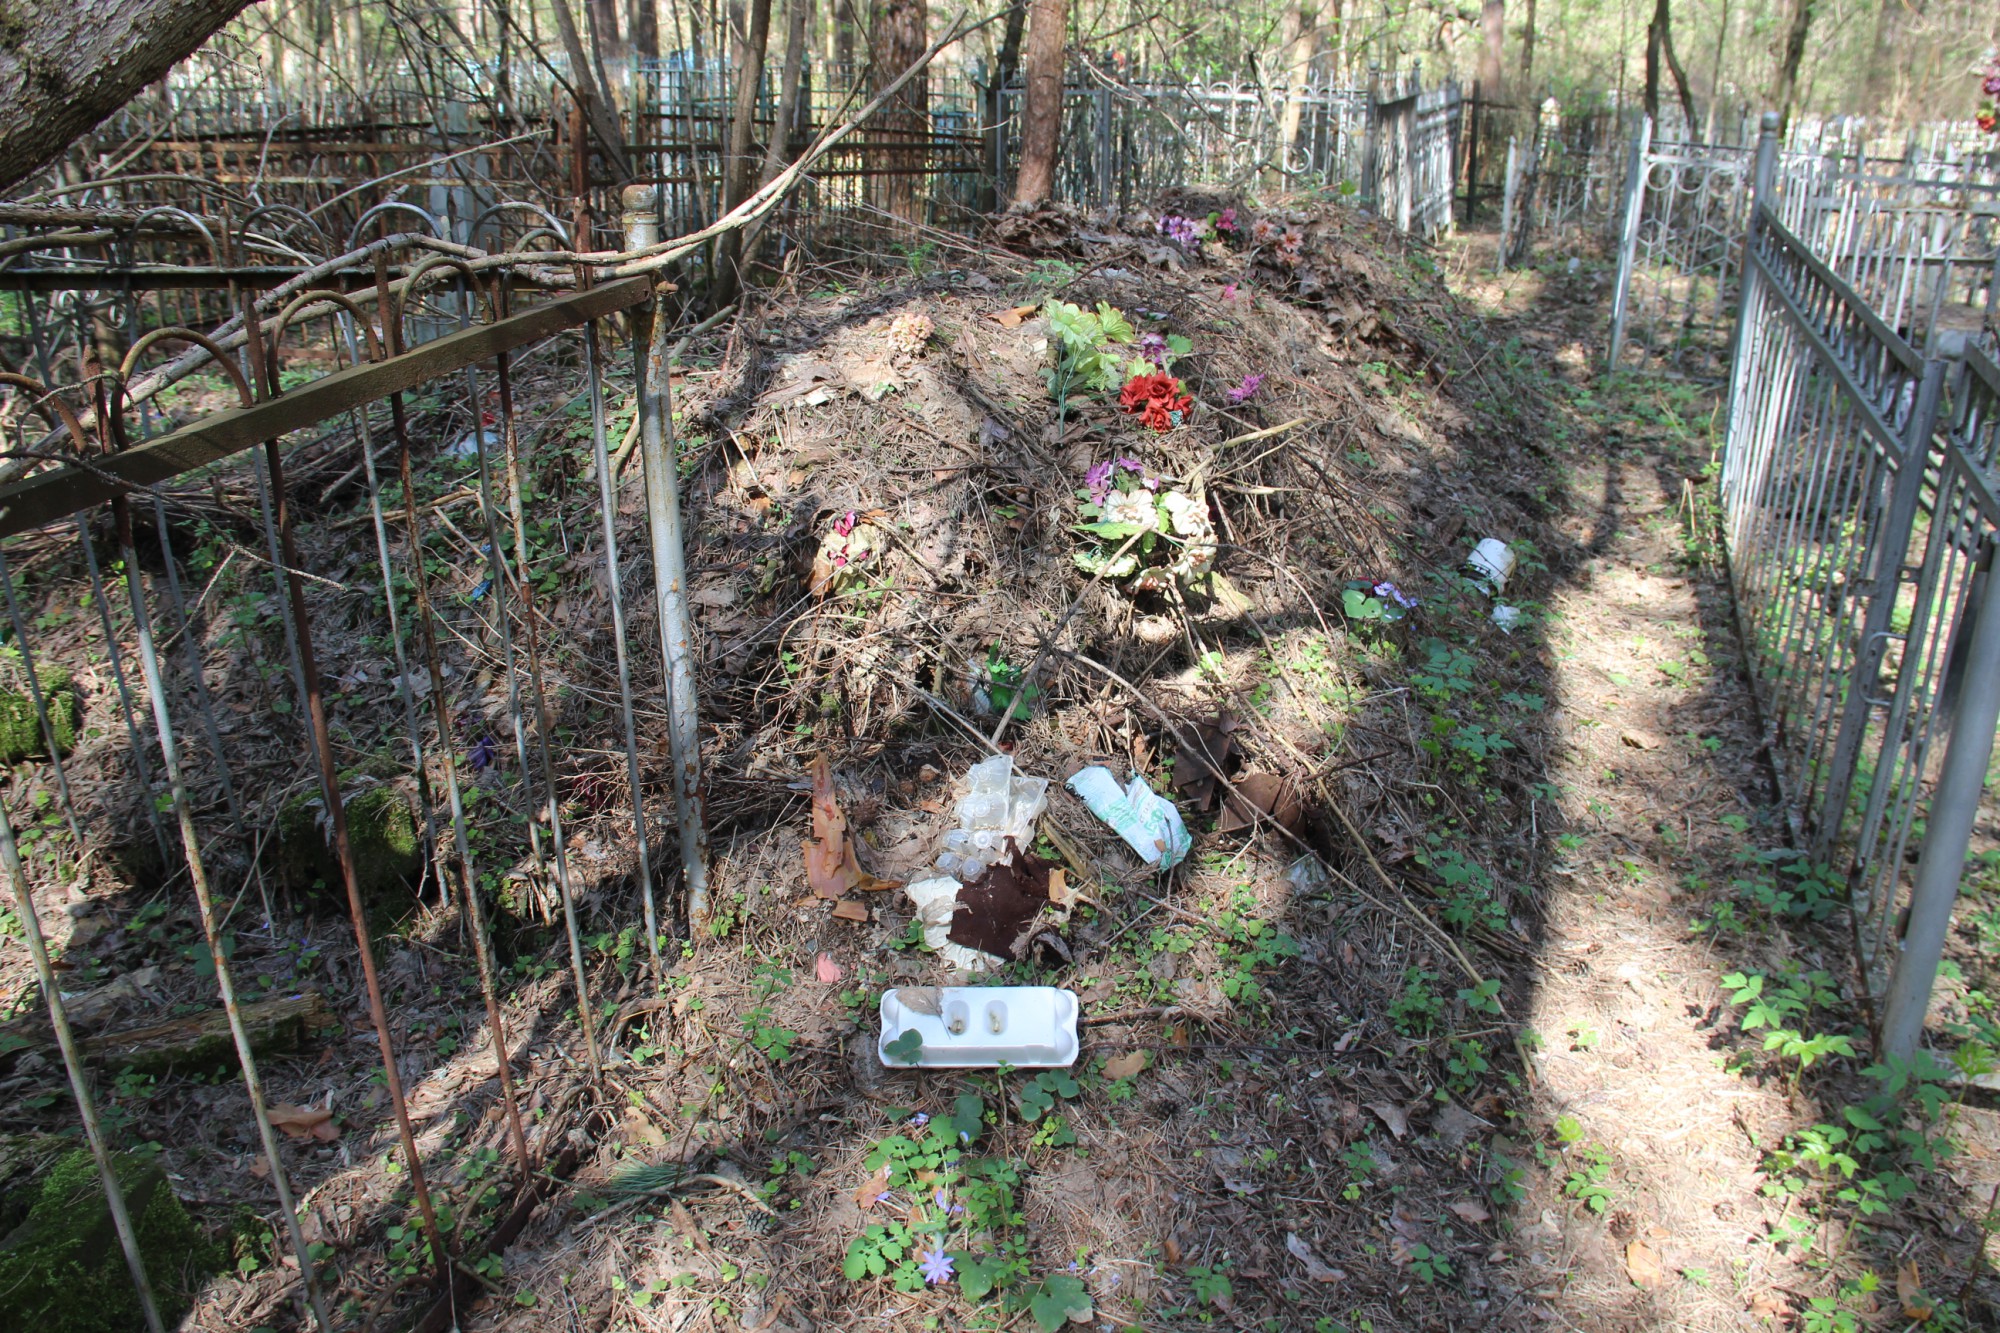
top-left (1084, 459), bottom-right (1115, 503)
top-left (1987, 72), bottom-right (2000, 95)
top-left (1139, 332), bottom-right (1169, 367)
top-left (1373, 580), bottom-right (1418, 610)
top-left (1157, 214), bottom-right (1199, 249)
top-left (1226, 373), bottom-right (1266, 404)
top-left (1221, 282), bottom-right (1239, 300)
top-left (919, 1248), bottom-right (956, 1284)
top-left (1216, 207), bottom-right (1238, 234)
top-left (468, 735), bottom-right (497, 771)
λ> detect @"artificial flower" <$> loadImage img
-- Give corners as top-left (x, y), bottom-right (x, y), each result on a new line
top-left (1227, 373), bottom-right (1265, 403)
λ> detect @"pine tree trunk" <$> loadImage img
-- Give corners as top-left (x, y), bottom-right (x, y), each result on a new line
top-left (1011, 0), bottom-right (1066, 207)
top-left (871, 0), bottom-right (929, 226)
top-left (630, 0), bottom-right (661, 60)
top-left (0, 0), bottom-right (259, 192)
top-left (1276, 4), bottom-right (1319, 172)
top-left (1771, 0), bottom-right (1816, 130)
top-left (1479, 0), bottom-right (1506, 100)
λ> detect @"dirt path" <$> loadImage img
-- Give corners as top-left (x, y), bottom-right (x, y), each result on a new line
top-left (1510, 436), bottom-right (1801, 1329)
top-left (1441, 240), bottom-right (1806, 1327)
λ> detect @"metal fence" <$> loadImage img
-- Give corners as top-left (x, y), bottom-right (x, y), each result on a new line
top-left (1607, 116), bottom-right (2000, 376)
top-left (1722, 119), bottom-right (2000, 1058)
top-left (992, 67), bottom-right (1462, 237)
top-left (0, 236), bottom-right (706, 1327)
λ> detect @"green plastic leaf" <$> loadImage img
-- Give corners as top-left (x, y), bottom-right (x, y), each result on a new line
top-left (1029, 1274), bottom-right (1094, 1331)
top-left (1166, 334), bottom-right (1193, 355)
top-left (1095, 302), bottom-right (1135, 343)
top-left (1073, 520), bottom-right (1148, 539)
top-left (1073, 550), bottom-right (1138, 578)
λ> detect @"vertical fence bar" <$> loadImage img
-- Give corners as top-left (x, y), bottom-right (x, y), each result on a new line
top-left (1881, 535), bottom-right (2000, 1060)
top-left (636, 288), bottom-right (711, 924)
top-left (1606, 115), bottom-right (1654, 370)
top-left (1814, 359), bottom-right (1947, 859)
top-left (108, 493), bottom-right (335, 1331)
top-left (0, 793), bottom-right (168, 1333)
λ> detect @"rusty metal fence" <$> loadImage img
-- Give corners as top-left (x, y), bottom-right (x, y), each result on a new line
top-left (0, 240), bottom-right (705, 1328)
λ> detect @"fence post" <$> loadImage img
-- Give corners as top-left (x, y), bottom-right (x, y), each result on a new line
top-left (1720, 112), bottom-right (1780, 449)
top-left (1814, 358), bottom-right (1947, 862)
top-left (636, 286), bottom-right (713, 925)
top-left (1880, 535), bottom-right (2000, 1061)
top-left (1606, 114), bottom-right (1654, 369)
top-left (1465, 78), bottom-right (1482, 220)
top-left (1498, 136), bottom-right (1519, 273)
top-left (1361, 64), bottom-right (1381, 214)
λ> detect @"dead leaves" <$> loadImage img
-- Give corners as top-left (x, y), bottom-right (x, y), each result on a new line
top-left (805, 755), bottom-right (900, 911)
top-left (1448, 1199), bottom-right (1491, 1225)
top-left (987, 304), bottom-right (1038, 328)
top-left (268, 1102), bottom-right (338, 1142)
top-left (1366, 1100), bottom-right (1410, 1139)
top-left (1624, 1240), bottom-right (1664, 1288)
top-left (1216, 770), bottom-right (1304, 835)
top-left (1898, 1260), bottom-right (1933, 1321)
top-left (855, 1165), bottom-right (893, 1209)
top-left (1284, 1232), bottom-right (1346, 1284)
top-left (814, 952), bottom-right (844, 984)
top-left (1101, 1050), bottom-right (1149, 1081)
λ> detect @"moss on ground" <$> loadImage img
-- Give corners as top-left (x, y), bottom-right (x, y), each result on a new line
top-left (0, 667), bottom-right (77, 765)
top-left (273, 783), bottom-right (424, 919)
top-left (0, 1148), bottom-right (221, 1333)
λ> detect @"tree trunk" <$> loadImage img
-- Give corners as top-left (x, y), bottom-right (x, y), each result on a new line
top-left (630, 0), bottom-right (661, 60)
top-left (1479, 0), bottom-right (1505, 101)
top-left (713, 0), bottom-right (773, 297)
top-left (740, 0), bottom-right (811, 262)
top-left (1518, 0), bottom-right (1535, 89)
top-left (1770, 0), bottom-right (1816, 130)
top-left (1276, 4), bottom-right (1319, 171)
top-left (871, 0), bottom-right (928, 226)
top-left (590, 0), bottom-right (627, 63)
top-left (1011, 0), bottom-right (1066, 207)
top-left (0, 0), bottom-right (259, 192)
top-left (978, 0), bottom-right (1027, 210)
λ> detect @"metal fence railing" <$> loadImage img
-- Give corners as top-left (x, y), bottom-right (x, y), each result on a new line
top-left (991, 67), bottom-right (1462, 237)
top-left (0, 235), bottom-right (707, 1327)
top-left (1722, 119), bottom-right (2000, 1058)
top-left (1607, 115), bottom-right (1999, 376)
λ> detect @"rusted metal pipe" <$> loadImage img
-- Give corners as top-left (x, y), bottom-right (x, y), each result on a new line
top-left (244, 293), bottom-right (449, 1276)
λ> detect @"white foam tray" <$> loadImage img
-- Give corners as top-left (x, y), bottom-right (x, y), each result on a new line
top-left (877, 985), bottom-right (1079, 1068)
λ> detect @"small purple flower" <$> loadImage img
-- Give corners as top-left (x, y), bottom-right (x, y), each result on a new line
top-left (1139, 332), bottom-right (1169, 367)
top-left (468, 735), bottom-right (496, 771)
top-left (919, 1248), bottom-right (956, 1284)
top-left (1226, 373), bottom-right (1265, 404)
top-left (1221, 282), bottom-right (1239, 300)
top-left (908, 1111), bottom-right (930, 1127)
top-left (1157, 214), bottom-right (1199, 249)
top-left (1987, 72), bottom-right (2000, 95)
top-left (933, 1189), bottom-right (966, 1215)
